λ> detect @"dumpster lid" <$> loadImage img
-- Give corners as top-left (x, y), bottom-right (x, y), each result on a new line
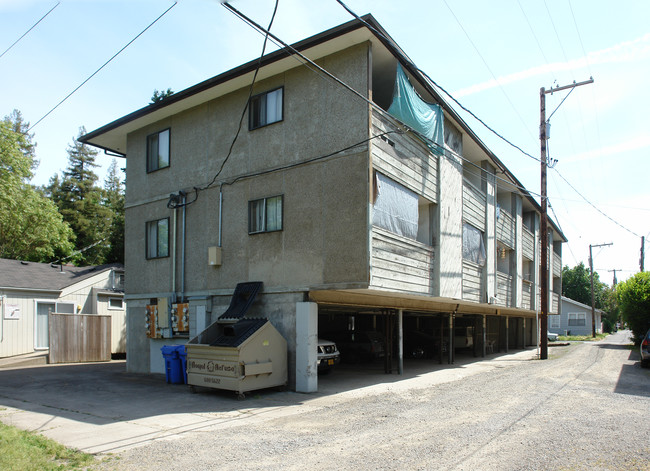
top-left (210, 318), bottom-right (268, 347)
top-left (218, 281), bottom-right (263, 321)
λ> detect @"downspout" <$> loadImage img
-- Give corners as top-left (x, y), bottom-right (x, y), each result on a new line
top-left (171, 203), bottom-right (177, 303)
top-left (180, 191), bottom-right (187, 301)
top-left (218, 184), bottom-right (223, 248)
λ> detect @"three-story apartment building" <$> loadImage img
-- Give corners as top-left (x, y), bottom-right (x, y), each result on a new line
top-left (81, 15), bottom-right (564, 389)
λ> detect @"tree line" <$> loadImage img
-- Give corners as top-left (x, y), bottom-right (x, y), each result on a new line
top-left (563, 262), bottom-right (649, 343)
top-left (0, 109), bottom-right (124, 266)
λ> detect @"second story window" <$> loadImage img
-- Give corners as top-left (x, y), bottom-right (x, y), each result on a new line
top-left (249, 195), bottom-right (283, 234)
top-left (146, 218), bottom-right (169, 259)
top-left (147, 129), bottom-right (170, 172)
top-left (249, 87), bottom-right (283, 130)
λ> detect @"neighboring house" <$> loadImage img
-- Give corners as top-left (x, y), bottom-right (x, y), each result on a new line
top-left (549, 297), bottom-right (603, 337)
top-left (0, 259), bottom-right (125, 358)
top-left (80, 15), bottom-right (565, 389)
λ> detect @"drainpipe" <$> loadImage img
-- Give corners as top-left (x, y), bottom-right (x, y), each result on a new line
top-left (180, 191), bottom-right (187, 302)
top-left (218, 184), bottom-right (223, 248)
top-left (171, 204), bottom-right (177, 304)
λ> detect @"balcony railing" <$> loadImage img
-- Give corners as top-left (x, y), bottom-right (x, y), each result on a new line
top-left (522, 279), bottom-right (532, 310)
top-left (462, 260), bottom-right (484, 303)
top-left (496, 271), bottom-right (513, 307)
top-left (463, 180), bottom-right (486, 232)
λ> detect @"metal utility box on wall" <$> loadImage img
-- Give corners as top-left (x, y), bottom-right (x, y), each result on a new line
top-left (185, 282), bottom-right (287, 398)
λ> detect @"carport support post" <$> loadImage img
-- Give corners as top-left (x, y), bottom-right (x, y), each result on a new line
top-left (398, 309), bottom-right (403, 375)
top-left (448, 312), bottom-right (454, 364)
top-left (296, 302), bottom-right (318, 393)
top-left (505, 316), bottom-right (509, 353)
top-left (482, 315), bottom-right (487, 358)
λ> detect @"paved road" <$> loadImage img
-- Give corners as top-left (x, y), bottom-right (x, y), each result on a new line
top-left (106, 331), bottom-right (649, 471)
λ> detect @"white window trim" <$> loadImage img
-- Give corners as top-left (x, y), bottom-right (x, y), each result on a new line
top-left (108, 297), bottom-right (124, 310)
top-left (248, 195), bottom-right (283, 234)
top-left (249, 87), bottom-right (284, 130)
top-left (146, 128), bottom-right (170, 173)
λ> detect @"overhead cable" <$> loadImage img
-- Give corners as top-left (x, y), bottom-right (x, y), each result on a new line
top-left (201, 0), bottom-right (280, 192)
top-left (222, 2), bottom-right (545, 202)
top-left (333, 0), bottom-right (542, 165)
top-left (552, 167), bottom-right (641, 238)
top-left (28, 2), bottom-right (178, 132)
top-left (0, 2), bottom-right (60, 60)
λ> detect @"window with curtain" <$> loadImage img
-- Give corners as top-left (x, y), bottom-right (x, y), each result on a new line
top-left (146, 129), bottom-right (170, 172)
top-left (146, 218), bottom-right (169, 259)
top-left (249, 87), bottom-right (283, 130)
top-left (249, 195), bottom-right (283, 234)
top-left (462, 223), bottom-right (486, 266)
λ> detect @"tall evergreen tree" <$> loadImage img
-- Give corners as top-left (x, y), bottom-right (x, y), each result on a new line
top-left (562, 262), bottom-right (607, 309)
top-left (103, 159), bottom-right (125, 264)
top-left (0, 111), bottom-right (74, 261)
top-left (51, 127), bottom-right (111, 265)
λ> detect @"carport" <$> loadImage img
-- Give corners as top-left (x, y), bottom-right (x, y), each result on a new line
top-left (306, 288), bottom-right (538, 385)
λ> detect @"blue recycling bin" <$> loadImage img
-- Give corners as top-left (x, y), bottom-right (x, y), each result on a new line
top-left (176, 345), bottom-right (188, 384)
top-left (161, 345), bottom-right (183, 384)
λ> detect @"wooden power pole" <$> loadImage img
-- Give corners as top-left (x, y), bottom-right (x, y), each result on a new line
top-left (540, 78), bottom-right (593, 359)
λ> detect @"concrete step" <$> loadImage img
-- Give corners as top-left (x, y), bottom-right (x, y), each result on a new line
top-left (0, 351), bottom-right (49, 369)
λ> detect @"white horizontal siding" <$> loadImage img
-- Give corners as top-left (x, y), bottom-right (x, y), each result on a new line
top-left (522, 280), bottom-right (532, 310)
top-left (497, 271), bottom-right (513, 307)
top-left (522, 227), bottom-right (534, 261)
top-left (463, 181), bottom-right (486, 231)
top-left (462, 260), bottom-right (483, 303)
top-left (371, 112), bottom-right (438, 203)
top-left (496, 209), bottom-right (515, 249)
top-left (370, 227), bottom-right (434, 294)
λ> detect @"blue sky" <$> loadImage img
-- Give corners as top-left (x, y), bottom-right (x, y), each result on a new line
top-left (1, 0), bottom-right (649, 282)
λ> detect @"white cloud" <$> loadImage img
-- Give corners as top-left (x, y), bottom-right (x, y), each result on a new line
top-left (453, 33), bottom-right (650, 98)
top-left (560, 134), bottom-right (650, 164)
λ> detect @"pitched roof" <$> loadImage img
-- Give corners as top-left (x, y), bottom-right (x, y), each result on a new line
top-left (0, 258), bottom-right (123, 292)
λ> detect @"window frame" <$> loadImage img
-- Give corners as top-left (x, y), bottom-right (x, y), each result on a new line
top-left (146, 128), bottom-right (171, 173)
top-left (145, 217), bottom-right (170, 259)
top-left (248, 195), bottom-right (284, 234)
top-left (568, 312), bottom-right (586, 327)
top-left (248, 87), bottom-right (284, 130)
top-left (108, 297), bottom-right (124, 310)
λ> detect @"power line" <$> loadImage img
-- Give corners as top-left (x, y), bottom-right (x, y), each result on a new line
top-left (442, 0), bottom-right (534, 141)
top-left (201, 0), bottom-right (279, 191)
top-left (28, 2), bottom-right (178, 132)
top-left (224, 2), bottom-right (550, 205)
top-left (0, 2), bottom-right (60, 60)
top-left (552, 167), bottom-right (641, 238)
top-left (333, 0), bottom-right (542, 166)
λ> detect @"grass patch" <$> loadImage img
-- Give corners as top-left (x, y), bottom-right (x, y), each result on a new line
top-left (557, 333), bottom-right (607, 342)
top-left (0, 421), bottom-right (99, 470)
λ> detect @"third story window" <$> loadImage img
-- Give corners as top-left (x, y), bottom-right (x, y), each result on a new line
top-left (146, 218), bottom-right (169, 259)
top-left (249, 195), bottom-right (283, 234)
top-left (249, 87), bottom-right (283, 130)
top-left (147, 129), bottom-right (170, 172)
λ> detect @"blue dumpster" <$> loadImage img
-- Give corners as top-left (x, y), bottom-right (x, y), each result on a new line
top-left (176, 346), bottom-right (188, 384)
top-left (161, 346), bottom-right (183, 384)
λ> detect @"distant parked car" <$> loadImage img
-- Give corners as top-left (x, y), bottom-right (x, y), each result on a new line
top-left (317, 339), bottom-right (340, 372)
top-left (332, 331), bottom-right (385, 363)
top-left (548, 332), bottom-right (559, 341)
top-left (640, 328), bottom-right (650, 368)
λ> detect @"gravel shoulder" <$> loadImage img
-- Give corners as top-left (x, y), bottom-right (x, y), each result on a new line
top-left (104, 331), bottom-right (650, 471)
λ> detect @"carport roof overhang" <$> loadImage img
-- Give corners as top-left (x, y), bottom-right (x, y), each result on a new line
top-left (309, 289), bottom-right (538, 318)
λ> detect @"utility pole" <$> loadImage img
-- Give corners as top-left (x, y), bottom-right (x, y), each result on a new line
top-left (539, 78), bottom-right (593, 359)
top-left (641, 236), bottom-right (645, 272)
top-left (607, 269), bottom-right (622, 286)
top-left (589, 242), bottom-right (612, 337)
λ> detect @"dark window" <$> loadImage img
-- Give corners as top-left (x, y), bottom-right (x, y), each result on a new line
top-left (147, 129), bottom-right (170, 172)
top-left (249, 195), bottom-right (283, 234)
top-left (146, 218), bottom-right (169, 259)
top-left (249, 88), bottom-right (283, 130)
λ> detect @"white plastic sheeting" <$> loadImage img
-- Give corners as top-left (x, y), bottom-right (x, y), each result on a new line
top-left (373, 172), bottom-right (418, 240)
top-left (462, 223), bottom-right (486, 266)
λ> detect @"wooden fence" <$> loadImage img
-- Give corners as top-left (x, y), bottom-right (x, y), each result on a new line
top-left (48, 313), bottom-right (111, 363)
